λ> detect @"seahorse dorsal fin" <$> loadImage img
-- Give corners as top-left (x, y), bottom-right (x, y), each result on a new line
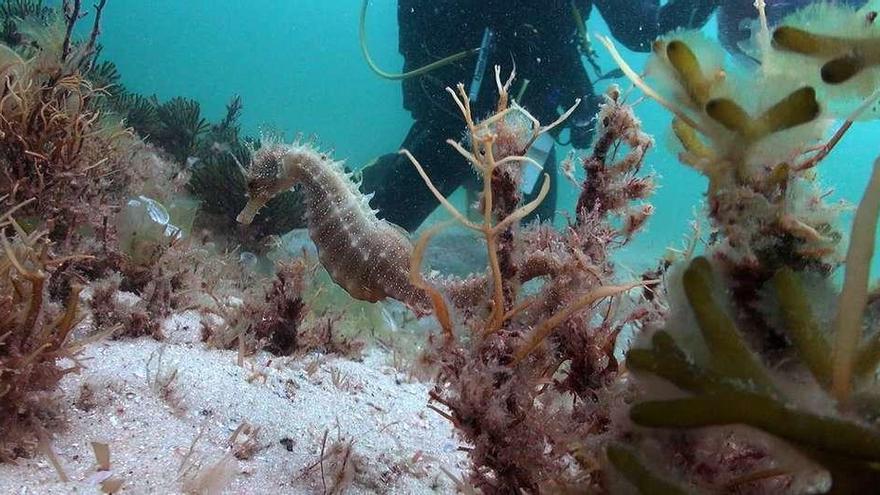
top-left (387, 220), bottom-right (410, 239)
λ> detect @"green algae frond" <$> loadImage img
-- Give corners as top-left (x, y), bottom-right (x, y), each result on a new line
top-left (625, 248), bottom-right (880, 491)
top-left (593, 6), bottom-right (880, 488)
top-left (682, 257), bottom-right (777, 393)
top-left (607, 445), bottom-right (689, 495)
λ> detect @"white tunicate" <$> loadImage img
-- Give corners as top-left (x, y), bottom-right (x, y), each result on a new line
top-left (142, 196), bottom-right (170, 225)
top-left (117, 196), bottom-right (183, 266)
top-left (239, 251), bottom-right (259, 269)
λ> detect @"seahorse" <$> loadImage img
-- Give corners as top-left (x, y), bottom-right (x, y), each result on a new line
top-left (236, 139), bottom-right (433, 315)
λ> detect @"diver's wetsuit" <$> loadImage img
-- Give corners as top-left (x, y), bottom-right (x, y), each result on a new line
top-left (360, 0), bottom-right (720, 232)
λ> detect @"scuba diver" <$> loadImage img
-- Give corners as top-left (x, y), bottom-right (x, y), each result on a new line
top-left (359, 0), bottom-right (870, 233)
top-left (359, 0), bottom-right (722, 232)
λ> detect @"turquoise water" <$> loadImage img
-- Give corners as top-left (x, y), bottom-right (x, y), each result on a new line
top-left (85, 1), bottom-right (880, 275)
top-left (97, 1), bottom-right (408, 169)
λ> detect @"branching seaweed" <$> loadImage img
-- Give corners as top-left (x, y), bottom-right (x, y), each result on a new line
top-left (0, 208), bottom-right (86, 460)
top-left (0, 2), bottom-right (137, 256)
top-left (230, 64), bottom-right (660, 491)
top-left (0, 0), bottom-right (53, 47)
top-left (384, 69), bottom-right (658, 492)
top-left (153, 97), bottom-right (209, 163)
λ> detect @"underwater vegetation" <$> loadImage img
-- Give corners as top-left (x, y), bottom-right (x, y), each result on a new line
top-left (596, 1), bottom-right (880, 492)
top-left (0, 0), bottom-right (310, 252)
top-left (113, 91), bottom-right (308, 248)
top-left (77, 57), bottom-right (307, 249)
top-left (235, 2), bottom-right (880, 493)
top-left (0, 2), bottom-right (171, 458)
top-left (4, 0), bottom-right (880, 492)
top-left (0, 0), bottom-right (131, 248)
top-left (401, 75), bottom-right (659, 493)
top-left (769, 2), bottom-right (880, 92)
top-left (0, 206), bottom-right (85, 462)
top-left (238, 66), bottom-right (659, 492)
top-left (0, 0), bottom-right (52, 48)
top-left (201, 256), bottom-right (365, 359)
top-left (0, 1), bottom-right (318, 466)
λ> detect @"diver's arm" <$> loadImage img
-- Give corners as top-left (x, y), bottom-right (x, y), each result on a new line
top-left (593, 0), bottom-right (720, 52)
top-left (547, 44), bottom-right (600, 149)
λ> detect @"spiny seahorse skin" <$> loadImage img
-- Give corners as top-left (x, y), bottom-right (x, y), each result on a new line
top-left (241, 142), bottom-right (432, 314)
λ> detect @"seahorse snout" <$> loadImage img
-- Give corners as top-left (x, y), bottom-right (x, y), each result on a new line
top-left (236, 196), bottom-right (268, 224)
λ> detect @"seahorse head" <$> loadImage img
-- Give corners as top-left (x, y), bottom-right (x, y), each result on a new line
top-left (236, 139), bottom-right (294, 224)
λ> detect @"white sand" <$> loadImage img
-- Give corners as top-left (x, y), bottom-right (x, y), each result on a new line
top-left (0, 312), bottom-right (468, 494)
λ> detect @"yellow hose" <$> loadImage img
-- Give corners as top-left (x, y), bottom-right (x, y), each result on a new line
top-left (359, 0), bottom-right (480, 80)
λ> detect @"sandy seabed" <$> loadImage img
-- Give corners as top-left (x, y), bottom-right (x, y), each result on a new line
top-left (0, 311), bottom-right (467, 494)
